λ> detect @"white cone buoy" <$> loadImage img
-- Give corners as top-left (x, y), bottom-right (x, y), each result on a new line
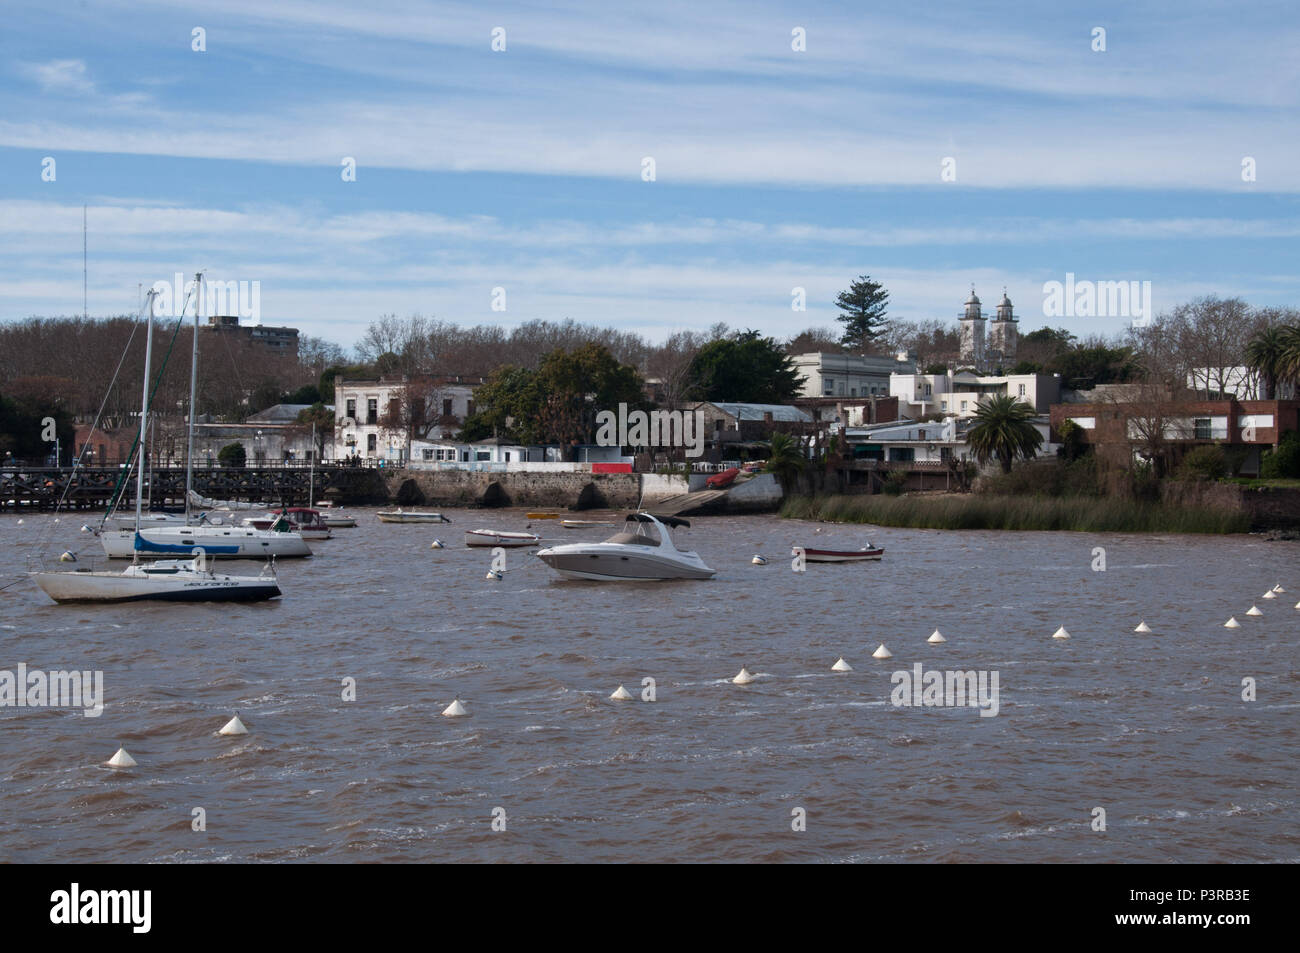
top-left (872, 644), bottom-right (893, 659)
top-left (107, 746), bottom-right (136, 768)
top-left (486, 569), bottom-right (502, 580)
top-left (927, 629), bottom-right (946, 644)
top-left (1273, 584), bottom-right (1286, 593)
top-left (442, 699), bottom-right (468, 717)
top-left (59, 551), bottom-right (76, 562)
top-left (831, 657), bottom-right (853, 672)
top-left (218, 715), bottom-right (248, 736)
top-left (1225, 617), bottom-right (1241, 628)
top-left (1134, 621), bottom-right (1152, 633)
top-left (733, 667), bottom-right (755, 685)
top-left (15, 519), bottom-right (22, 525)
top-left (1294, 600), bottom-right (1300, 610)
top-left (610, 685), bottom-right (633, 700)
top-left (1246, 605), bottom-right (1262, 617)
top-left (1052, 626), bottom-right (1070, 640)
top-left (80, 524), bottom-right (90, 533)
top-left (431, 539), bottom-right (445, 549)
top-left (751, 555), bottom-right (767, 565)
top-left (1263, 591), bottom-right (1277, 600)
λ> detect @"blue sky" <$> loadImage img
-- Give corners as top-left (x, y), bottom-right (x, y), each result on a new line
top-left (1, 0), bottom-right (1298, 347)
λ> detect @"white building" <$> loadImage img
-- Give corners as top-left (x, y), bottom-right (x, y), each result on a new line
top-left (791, 351), bottom-right (917, 399)
top-left (845, 415), bottom-right (1055, 464)
top-left (890, 370), bottom-right (1059, 419)
top-left (333, 377), bottom-right (477, 463)
top-left (958, 287), bottom-right (1019, 370)
top-left (408, 438), bottom-right (629, 471)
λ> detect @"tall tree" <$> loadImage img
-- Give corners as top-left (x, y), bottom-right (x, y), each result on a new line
top-left (834, 276), bottom-right (890, 353)
top-left (687, 330), bottom-right (803, 403)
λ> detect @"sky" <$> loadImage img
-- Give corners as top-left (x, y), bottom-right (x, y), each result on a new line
top-left (1, 0), bottom-right (1298, 348)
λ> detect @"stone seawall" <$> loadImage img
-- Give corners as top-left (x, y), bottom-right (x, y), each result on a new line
top-left (381, 470), bottom-right (648, 510)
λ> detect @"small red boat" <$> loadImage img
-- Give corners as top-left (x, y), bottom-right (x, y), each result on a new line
top-left (706, 467), bottom-right (740, 489)
top-left (795, 545), bottom-right (884, 563)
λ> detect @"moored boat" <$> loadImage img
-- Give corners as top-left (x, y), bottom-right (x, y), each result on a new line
top-left (245, 507), bottom-right (333, 539)
top-left (377, 509), bottom-right (451, 524)
top-left (32, 555), bottom-right (281, 604)
top-left (796, 545), bottom-right (884, 563)
top-left (535, 513), bottom-right (715, 581)
top-left (560, 519), bottom-right (615, 529)
top-left (465, 529), bottom-right (542, 547)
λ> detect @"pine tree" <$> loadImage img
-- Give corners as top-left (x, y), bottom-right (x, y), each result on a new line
top-left (834, 276), bottom-right (890, 353)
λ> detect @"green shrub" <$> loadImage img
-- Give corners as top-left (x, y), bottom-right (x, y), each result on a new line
top-left (1261, 432), bottom-right (1300, 479)
top-left (1177, 444), bottom-right (1228, 481)
top-left (217, 442), bottom-right (247, 468)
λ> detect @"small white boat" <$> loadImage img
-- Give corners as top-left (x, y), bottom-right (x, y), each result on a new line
top-left (561, 519), bottom-right (615, 529)
top-left (535, 513), bottom-right (715, 581)
top-left (377, 509), bottom-right (451, 524)
top-left (32, 555), bottom-right (281, 604)
top-left (464, 529), bottom-right (542, 548)
top-left (101, 522), bottom-right (313, 559)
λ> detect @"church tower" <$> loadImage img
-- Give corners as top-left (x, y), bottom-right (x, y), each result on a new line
top-left (988, 288), bottom-right (1018, 367)
top-left (959, 286), bottom-right (985, 369)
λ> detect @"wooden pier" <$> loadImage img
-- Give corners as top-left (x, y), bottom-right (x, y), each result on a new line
top-left (0, 465), bottom-right (389, 511)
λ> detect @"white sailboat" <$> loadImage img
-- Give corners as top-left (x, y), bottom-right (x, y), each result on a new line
top-left (99, 274), bottom-right (312, 560)
top-left (31, 291), bottom-right (282, 603)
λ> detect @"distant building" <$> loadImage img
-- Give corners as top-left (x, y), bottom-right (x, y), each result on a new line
top-left (958, 287), bottom-right (1018, 370)
top-left (334, 376), bottom-right (478, 463)
top-left (890, 370), bottom-right (1059, 419)
top-left (1050, 398), bottom-right (1299, 476)
top-left (203, 315), bottom-right (299, 359)
top-left (791, 351), bottom-right (917, 398)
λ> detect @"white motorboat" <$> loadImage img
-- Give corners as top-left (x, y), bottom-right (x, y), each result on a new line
top-left (32, 555), bottom-right (281, 604)
top-left (464, 529), bottom-right (541, 548)
top-left (377, 509), bottom-right (451, 524)
top-left (534, 513), bottom-right (716, 581)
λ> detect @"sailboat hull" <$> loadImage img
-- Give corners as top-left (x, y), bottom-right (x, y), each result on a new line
top-left (99, 527), bottom-right (312, 559)
top-left (30, 571), bottom-right (281, 603)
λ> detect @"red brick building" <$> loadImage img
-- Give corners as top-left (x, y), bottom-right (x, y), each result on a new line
top-left (1050, 398), bottom-right (1298, 474)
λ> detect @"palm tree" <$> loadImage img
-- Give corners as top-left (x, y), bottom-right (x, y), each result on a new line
top-left (1281, 325), bottom-right (1300, 396)
top-left (765, 431), bottom-right (805, 485)
top-left (966, 394), bottom-right (1044, 473)
top-left (1245, 325), bottom-right (1291, 399)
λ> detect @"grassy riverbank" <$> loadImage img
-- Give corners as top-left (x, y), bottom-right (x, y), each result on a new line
top-left (781, 493), bottom-right (1251, 534)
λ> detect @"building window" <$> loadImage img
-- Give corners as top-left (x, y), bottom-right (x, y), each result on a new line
top-left (824, 378), bottom-right (834, 397)
top-left (443, 398), bottom-right (453, 417)
top-left (366, 434), bottom-right (377, 453)
top-left (346, 398), bottom-right (356, 420)
top-left (1018, 384), bottom-right (1026, 397)
top-left (924, 384), bottom-right (932, 397)
top-left (889, 447), bottom-right (915, 462)
top-left (366, 399), bottom-right (377, 425)
top-left (422, 449), bottom-right (435, 460)
top-left (1193, 418), bottom-right (1213, 440)
top-left (466, 400), bottom-right (475, 416)
top-left (960, 400), bottom-right (968, 411)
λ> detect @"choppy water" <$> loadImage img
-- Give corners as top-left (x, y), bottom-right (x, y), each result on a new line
top-left (0, 509), bottom-right (1297, 863)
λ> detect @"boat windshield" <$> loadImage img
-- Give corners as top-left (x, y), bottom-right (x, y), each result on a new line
top-left (604, 519), bottom-right (661, 546)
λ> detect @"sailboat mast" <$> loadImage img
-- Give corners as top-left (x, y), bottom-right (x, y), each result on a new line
top-left (135, 292), bottom-right (157, 549)
top-left (309, 421), bottom-right (316, 505)
top-left (185, 272), bottom-right (201, 522)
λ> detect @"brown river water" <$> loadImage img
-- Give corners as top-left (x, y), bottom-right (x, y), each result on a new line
top-left (0, 508), bottom-right (1297, 863)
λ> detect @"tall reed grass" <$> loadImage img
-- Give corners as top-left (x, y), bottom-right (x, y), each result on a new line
top-left (780, 494), bottom-right (1250, 534)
